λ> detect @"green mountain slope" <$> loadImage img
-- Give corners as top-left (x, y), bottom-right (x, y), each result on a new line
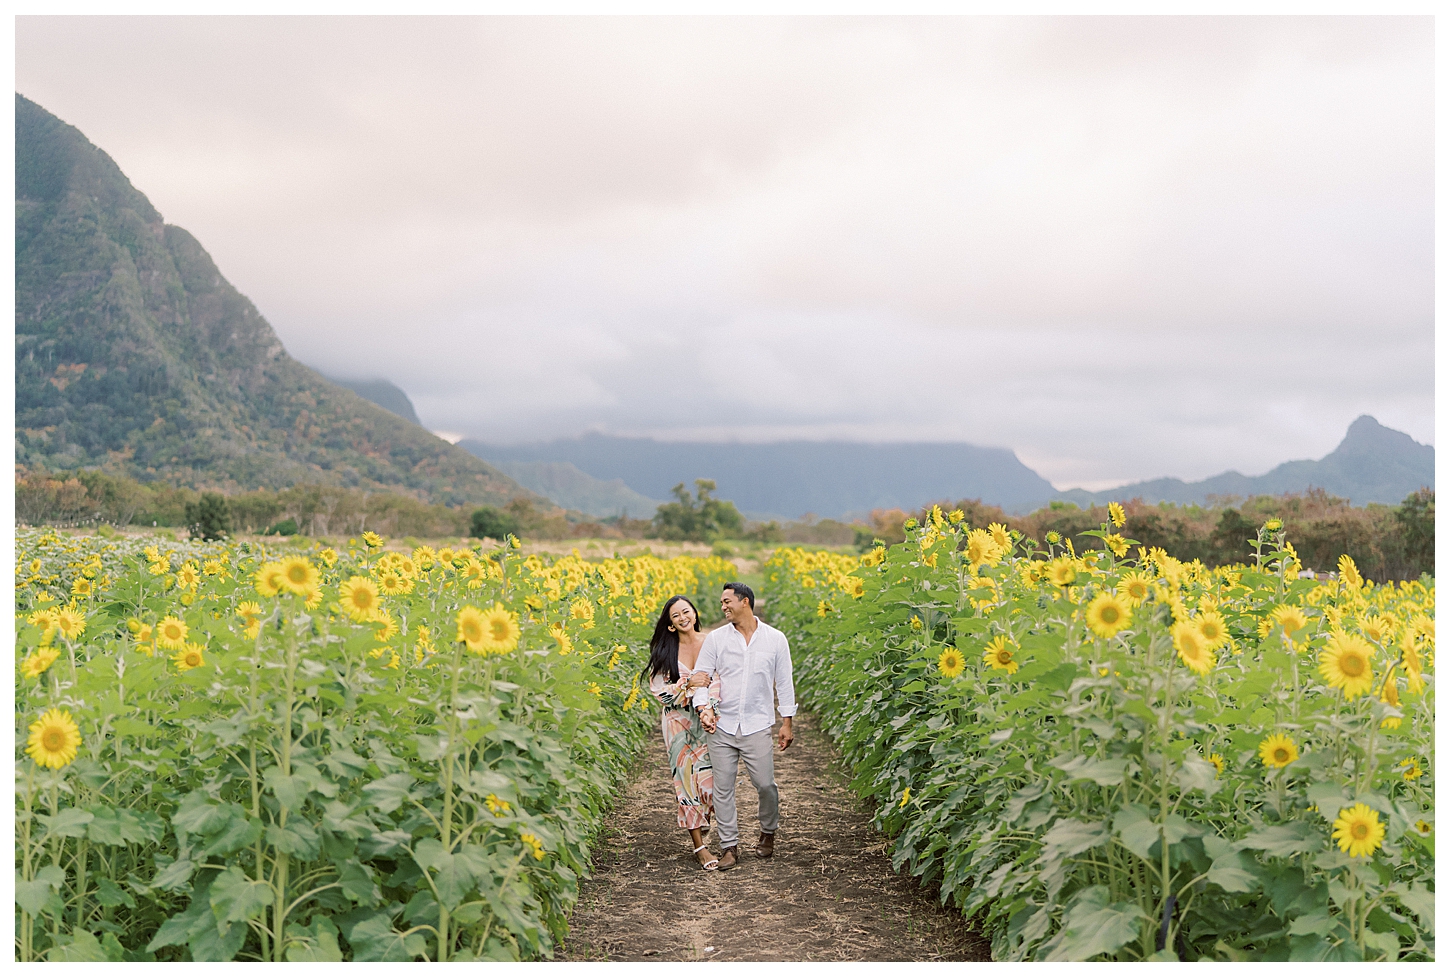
top-left (15, 94), bottom-right (529, 508)
top-left (325, 375), bottom-right (422, 426)
top-left (487, 459), bottom-right (664, 519)
top-left (1055, 416), bottom-right (1434, 508)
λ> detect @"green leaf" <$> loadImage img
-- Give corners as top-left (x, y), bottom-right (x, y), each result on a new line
top-left (1050, 754), bottom-right (1130, 786)
top-left (266, 820), bottom-right (322, 860)
top-left (191, 919), bottom-right (248, 962)
top-left (94, 876), bottom-right (137, 909)
top-left (1038, 818), bottom-right (1111, 860)
top-left (414, 837), bottom-right (475, 908)
top-left (209, 865), bottom-right (273, 926)
top-left (362, 773), bottom-right (416, 814)
top-left (1207, 850), bottom-right (1262, 893)
top-left (264, 767), bottom-right (310, 811)
top-left (172, 791), bottom-right (228, 837)
top-left (345, 911), bottom-right (427, 961)
top-left (1241, 822), bottom-right (1323, 857)
top-left (151, 857), bottom-right (197, 891)
top-left (1388, 882), bottom-right (1434, 935)
top-left (1305, 782), bottom-right (1349, 821)
top-left (86, 805), bottom-right (153, 846)
top-left (286, 916), bottom-right (343, 962)
top-left (16, 869), bottom-right (62, 915)
top-left (1040, 885), bottom-right (1148, 961)
top-left (49, 930), bottom-right (114, 962)
top-left (339, 859), bottom-right (381, 907)
top-left (202, 811), bottom-right (263, 856)
top-left (1113, 804), bottom-right (1158, 860)
top-left (39, 807), bottom-right (95, 839)
top-left (1288, 911), bottom-right (1336, 937)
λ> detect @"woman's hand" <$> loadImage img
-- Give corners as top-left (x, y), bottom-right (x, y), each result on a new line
top-left (699, 706), bottom-right (717, 733)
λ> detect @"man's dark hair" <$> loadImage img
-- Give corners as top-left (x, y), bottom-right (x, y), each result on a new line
top-left (722, 581), bottom-right (755, 608)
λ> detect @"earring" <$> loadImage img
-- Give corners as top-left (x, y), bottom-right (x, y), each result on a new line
top-left (668, 626), bottom-right (676, 632)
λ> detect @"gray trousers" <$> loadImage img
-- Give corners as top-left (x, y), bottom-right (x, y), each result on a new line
top-left (707, 727), bottom-right (779, 849)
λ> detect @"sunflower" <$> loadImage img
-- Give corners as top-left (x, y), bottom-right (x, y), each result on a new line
top-left (52, 606), bottom-right (86, 641)
top-left (203, 559), bottom-right (225, 576)
top-left (377, 570), bottom-right (412, 595)
top-left (1270, 605), bottom-right (1308, 636)
top-left (988, 522), bottom-right (1012, 553)
top-left (27, 608), bottom-right (58, 634)
top-left (1047, 558), bottom-right (1078, 588)
top-left (318, 547), bottom-right (339, 567)
top-left (1206, 753), bottom-right (1225, 777)
top-left (1195, 610), bottom-right (1229, 650)
top-left (21, 646), bottom-right (61, 679)
top-left (485, 793), bottom-right (511, 816)
top-left (1108, 501), bottom-right (1126, 528)
top-left (173, 643), bottom-right (206, 672)
top-left (1319, 630), bottom-right (1375, 700)
top-left (338, 576), bottom-right (381, 622)
top-left (1258, 733), bottom-right (1298, 769)
top-left (1102, 534), bottom-right (1130, 558)
top-left (279, 556), bottom-right (319, 596)
top-left (1354, 614), bottom-right (1392, 647)
top-left (373, 610), bottom-right (399, 642)
top-left (175, 562), bottom-right (202, 590)
top-left (236, 600), bottom-right (262, 624)
top-left (1264, 518), bottom-right (1282, 532)
top-left (362, 531), bottom-right (384, 549)
top-left (463, 604), bottom-right (521, 655)
top-left (964, 530), bottom-right (1000, 569)
top-left (1173, 621), bottom-right (1215, 675)
top-left (1331, 803), bottom-right (1385, 858)
top-left (1414, 820), bottom-right (1432, 837)
top-left (1085, 592), bottom-right (1131, 639)
top-left (938, 646), bottom-right (966, 678)
top-left (411, 546), bottom-right (436, 569)
top-left (156, 615), bottom-right (189, 651)
top-left (254, 562), bottom-right (286, 597)
top-left (70, 577), bottom-right (93, 598)
top-left (549, 624), bottom-right (573, 655)
top-left (982, 636), bottom-right (1019, 674)
top-left (27, 708), bottom-right (82, 769)
top-left (1399, 758), bottom-right (1422, 781)
top-left (519, 832), bottom-right (546, 861)
top-left (1337, 554), bottom-right (1363, 589)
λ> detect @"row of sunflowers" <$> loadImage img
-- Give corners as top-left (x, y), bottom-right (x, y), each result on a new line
top-left (766, 507), bottom-right (1433, 961)
top-left (15, 527), bottom-right (735, 961)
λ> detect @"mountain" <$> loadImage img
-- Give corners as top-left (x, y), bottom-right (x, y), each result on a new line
top-left (1055, 416), bottom-right (1433, 508)
top-left (325, 376), bottom-right (421, 426)
top-left (15, 94), bottom-right (532, 508)
top-left (489, 460), bottom-right (664, 519)
top-left (462, 433), bottom-right (1059, 520)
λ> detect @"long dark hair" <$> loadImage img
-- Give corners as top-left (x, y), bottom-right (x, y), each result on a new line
top-left (641, 595), bottom-right (701, 684)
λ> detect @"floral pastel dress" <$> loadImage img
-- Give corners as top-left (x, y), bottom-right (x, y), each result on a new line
top-left (649, 666), bottom-right (722, 830)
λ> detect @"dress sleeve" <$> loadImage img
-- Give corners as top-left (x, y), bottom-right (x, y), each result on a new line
top-left (648, 669), bottom-right (690, 708)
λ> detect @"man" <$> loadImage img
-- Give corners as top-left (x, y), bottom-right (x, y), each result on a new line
top-left (689, 581), bottom-right (795, 871)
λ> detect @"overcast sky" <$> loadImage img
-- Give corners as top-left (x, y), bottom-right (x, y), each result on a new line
top-left (15, 16), bottom-right (1434, 490)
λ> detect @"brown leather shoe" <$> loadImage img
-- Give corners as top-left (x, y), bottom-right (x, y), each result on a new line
top-left (756, 831), bottom-right (775, 857)
top-left (717, 846), bottom-right (739, 871)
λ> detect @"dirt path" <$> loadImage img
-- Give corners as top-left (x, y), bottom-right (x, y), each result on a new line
top-left (557, 710), bottom-right (992, 962)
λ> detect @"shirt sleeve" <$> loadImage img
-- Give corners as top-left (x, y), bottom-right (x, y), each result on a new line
top-left (774, 631), bottom-right (796, 718)
top-left (648, 669), bottom-right (689, 707)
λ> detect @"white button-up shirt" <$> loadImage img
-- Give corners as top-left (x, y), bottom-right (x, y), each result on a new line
top-left (696, 617), bottom-right (796, 737)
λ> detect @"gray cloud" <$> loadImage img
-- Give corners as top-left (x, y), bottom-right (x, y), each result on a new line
top-left (16, 15), bottom-right (1433, 490)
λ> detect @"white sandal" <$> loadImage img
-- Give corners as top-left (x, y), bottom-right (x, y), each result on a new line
top-left (693, 843), bottom-right (719, 871)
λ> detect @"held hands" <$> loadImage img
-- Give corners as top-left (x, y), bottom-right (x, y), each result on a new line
top-left (699, 706), bottom-right (717, 734)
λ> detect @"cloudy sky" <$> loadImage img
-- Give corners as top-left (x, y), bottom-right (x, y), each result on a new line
top-left (15, 16), bottom-right (1434, 490)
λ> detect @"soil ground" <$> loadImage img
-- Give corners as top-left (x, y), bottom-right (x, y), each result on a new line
top-left (556, 710), bottom-right (992, 962)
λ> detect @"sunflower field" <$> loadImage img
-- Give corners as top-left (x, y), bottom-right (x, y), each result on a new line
top-left (14, 527), bottom-right (735, 961)
top-left (767, 507), bottom-right (1434, 961)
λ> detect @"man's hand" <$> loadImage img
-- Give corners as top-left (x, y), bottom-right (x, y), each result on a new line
top-left (687, 672), bottom-right (710, 688)
top-left (778, 718), bottom-right (794, 751)
top-left (700, 707), bottom-right (717, 734)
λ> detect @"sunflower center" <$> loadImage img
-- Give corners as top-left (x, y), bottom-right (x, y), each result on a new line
top-left (462, 621), bottom-right (482, 642)
top-left (43, 728), bottom-right (65, 751)
top-left (1274, 748), bottom-right (1289, 762)
top-left (490, 620), bottom-right (510, 640)
top-left (1341, 654), bottom-right (1365, 677)
top-left (1101, 607), bottom-right (1120, 624)
top-left (186, 652), bottom-right (201, 666)
top-left (996, 649), bottom-right (1012, 664)
top-left (1352, 823), bottom-right (1368, 839)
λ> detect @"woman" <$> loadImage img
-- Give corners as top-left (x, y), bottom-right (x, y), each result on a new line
top-left (642, 594), bottom-right (721, 870)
